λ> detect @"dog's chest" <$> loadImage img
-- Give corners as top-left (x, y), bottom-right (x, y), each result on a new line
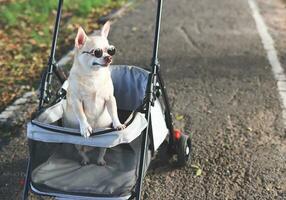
top-left (77, 77), bottom-right (112, 113)
top-left (79, 78), bottom-right (111, 99)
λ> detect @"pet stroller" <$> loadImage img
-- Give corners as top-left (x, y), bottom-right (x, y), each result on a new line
top-left (22, 0), bottom-right (192, 199)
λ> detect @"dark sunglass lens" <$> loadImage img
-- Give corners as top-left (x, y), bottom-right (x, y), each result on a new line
top-left (107, 46), bottom-right (116, 56)
top-left (93, 48), bottom-right (103, 58)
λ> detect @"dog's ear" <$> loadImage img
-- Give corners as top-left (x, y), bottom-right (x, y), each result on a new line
top-left (101, 21), bottom-right (111, 38)
top-left (75, 27), bottom-right (87, 49)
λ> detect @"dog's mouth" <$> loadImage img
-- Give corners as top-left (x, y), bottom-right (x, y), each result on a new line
top-left (92, 62), bottom-right (109, 67)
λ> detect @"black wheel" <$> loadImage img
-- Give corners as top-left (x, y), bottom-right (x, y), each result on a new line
top-left (177, 134), bottom-right (192, 167)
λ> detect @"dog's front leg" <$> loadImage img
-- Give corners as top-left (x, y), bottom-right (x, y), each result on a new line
top-left (71, 97), bottom-right (92, 138)
top-left (106, 96), bottom-right (126, 130)
top-left (96, 148), bottom-right (107, 166)
top-left (75, 145), bottom-right (90, 165)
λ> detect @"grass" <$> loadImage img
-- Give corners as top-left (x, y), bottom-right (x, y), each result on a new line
top-left (0, 0), bottom-right (127, 111)
top-left (0, 0), bottom-right (117, 26)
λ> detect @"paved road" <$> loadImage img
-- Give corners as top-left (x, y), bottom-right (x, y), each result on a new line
top-left (110, 0), bottom-right (286, 199)
top-left (0, 0), bottom-right (286, 199)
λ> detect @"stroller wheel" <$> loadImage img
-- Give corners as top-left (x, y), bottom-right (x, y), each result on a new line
top-left (177, 134), bottom-right (192, 167)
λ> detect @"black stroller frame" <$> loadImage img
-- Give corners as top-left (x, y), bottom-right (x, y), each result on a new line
top-left (22, 0), bottom-right (192, 199)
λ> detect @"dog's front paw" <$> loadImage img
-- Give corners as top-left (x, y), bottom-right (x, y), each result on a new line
top-left (80, 121), bottom-right (92, 138)
top-left (81, 157), bottom-right (90, 165)
top-left (113, 122), bottom-right (126, 130)
top-left (96, 158), bottom-right (106, 166)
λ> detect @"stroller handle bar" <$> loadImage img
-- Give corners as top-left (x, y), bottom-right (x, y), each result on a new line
top-left (151, 0), bottom-right (163, 71)
top-left (38, 0), bottom-right (63, 110)
top-left (39, 0), bottom-right (164, 110)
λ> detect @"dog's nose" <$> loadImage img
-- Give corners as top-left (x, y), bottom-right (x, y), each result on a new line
top-left (104, 56), bottom-right (112, 63)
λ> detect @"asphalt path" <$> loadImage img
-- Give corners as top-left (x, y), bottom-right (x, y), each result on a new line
top-left (110, 0), bottom-right (286, 199)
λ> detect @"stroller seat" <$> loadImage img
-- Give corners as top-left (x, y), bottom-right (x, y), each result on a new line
top-left (26, 65), bottom-right (168, 199)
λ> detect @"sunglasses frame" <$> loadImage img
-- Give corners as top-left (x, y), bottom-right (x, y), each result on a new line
top-left (82, 45), bottom-right (116, 58)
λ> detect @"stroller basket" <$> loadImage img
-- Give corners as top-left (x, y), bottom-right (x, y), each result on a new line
top-left (27, 65), bottom-right (169, 198)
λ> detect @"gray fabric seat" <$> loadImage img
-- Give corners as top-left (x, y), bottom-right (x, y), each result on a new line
top-left (31, 136), bottom-right (149, 197)
top-left (29, 65), bottom-right (155, 198)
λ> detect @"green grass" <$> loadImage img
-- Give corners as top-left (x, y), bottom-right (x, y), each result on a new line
top-left (67, 0), bottom-right (113, 15)
top-left (0, 0), bottom-right (117, 26)
top-left (0, 0), bottom-right (126, 58)
top-left (0, 0), bottom-right (57, 26)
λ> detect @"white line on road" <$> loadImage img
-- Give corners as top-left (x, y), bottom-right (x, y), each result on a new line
top-left (248, 0), bottom-right (286, 125)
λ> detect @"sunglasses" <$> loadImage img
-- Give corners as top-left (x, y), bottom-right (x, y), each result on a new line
top-left (82, 45), bottom-right (116, 58)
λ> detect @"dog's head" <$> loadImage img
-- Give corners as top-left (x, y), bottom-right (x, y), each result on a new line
top-left (74, 21), bottom-right (115, 70)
